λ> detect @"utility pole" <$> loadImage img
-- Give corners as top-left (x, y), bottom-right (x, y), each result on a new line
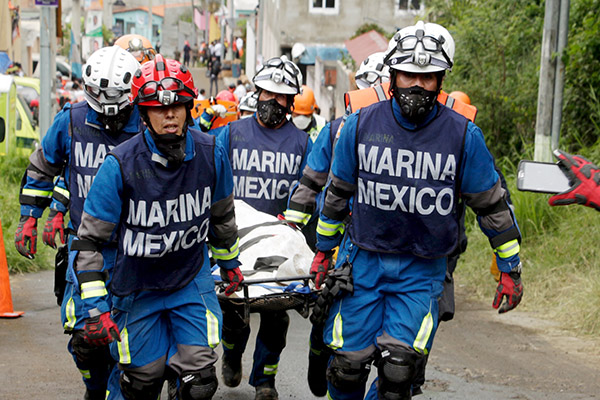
top-left (39, 3), bottom-right (55, 140)
top-left (148, 0), bottom-right (153, 43)
top-left (534, 0), bottom-right (569, 161)
top-left (227, 0), bottom-right (234, 61)
top-left (71, 0), bottom-right (82, 78)
top-left (551, 0), bottom-right (570, 151)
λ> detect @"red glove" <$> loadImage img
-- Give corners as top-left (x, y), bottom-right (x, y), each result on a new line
top-left (83, 312), bottom-right (120, 346)
top-left (221, 267), bottom-right (244, 296)
top-left (492, 270), bottom-right (523, 313)
top-left (311, 250), bottom-right (335, 289)
top-left (14, 215), bottom-right (38, 259)
top-left (42, 210), bottom-right (66, 249)
top-left (549, 150), bottom-right (600, 210)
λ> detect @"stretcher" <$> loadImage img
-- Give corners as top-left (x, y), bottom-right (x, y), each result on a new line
top-left (191, 98), bottom-right (238, 128)
top-left (212, 200), bottom-right (317, 318)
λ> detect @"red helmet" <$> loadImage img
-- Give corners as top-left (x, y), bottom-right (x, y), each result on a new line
top-left (216, 89), bottom-right (237, 103)
top-left (131, 54), bottom-right (198, 107)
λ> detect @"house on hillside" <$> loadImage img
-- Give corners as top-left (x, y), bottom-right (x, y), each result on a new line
top-left (255, 0), bottom-right (424, 118)
top-left (112, 6), bottom-right (164, 49)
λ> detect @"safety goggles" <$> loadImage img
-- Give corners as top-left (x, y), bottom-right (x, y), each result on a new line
top-left (254, 57), bottom-right (301, 89)
top-left (130, 48), bottom-right (156, 63)
top-left (396, 29), bottom-right (447, 52)
top-left (355, 69), bottom-right (386, 86)
top-left (137, 77), bottom-right (194, 102)
top-left (387, 29), bottom-right (453, 70)
top-left (85, 83), bottom-right (128, 100)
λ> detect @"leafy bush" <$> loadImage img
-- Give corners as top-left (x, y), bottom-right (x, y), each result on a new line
top-left (0, 154), bottom-right (55, 274)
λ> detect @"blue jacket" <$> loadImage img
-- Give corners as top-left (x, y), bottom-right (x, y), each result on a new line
top-left (317, 99), bottom-right (521, 272)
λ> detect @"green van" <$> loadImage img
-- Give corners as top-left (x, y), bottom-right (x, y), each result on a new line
top-left (0, 74), bottom-right (40, 156)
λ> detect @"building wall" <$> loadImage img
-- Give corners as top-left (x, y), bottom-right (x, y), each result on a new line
top-left (259, 0), bottom-right (422, 57)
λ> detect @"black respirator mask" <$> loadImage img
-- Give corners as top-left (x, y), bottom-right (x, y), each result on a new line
top-left (141, 106), bottom-right (189, 166)
top-left (393, 85), bottom-right (439, 123)
top-left (257, 99), bottom-right (288, 128)
top-left (150, 130), bottom-right (187, 166)
top-left (99, 104), bottom-right (133, 134)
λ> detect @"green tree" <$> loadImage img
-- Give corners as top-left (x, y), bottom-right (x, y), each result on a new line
top-left (561, 0), bottom-right (600, 151)
top-left (427, 0), bottom-right (544, 160)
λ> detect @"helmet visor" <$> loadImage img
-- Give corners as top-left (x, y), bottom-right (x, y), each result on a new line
top-left (138, 77), bottom-right (189, 101)
top-left (85, 83), bottom-right (128, 100)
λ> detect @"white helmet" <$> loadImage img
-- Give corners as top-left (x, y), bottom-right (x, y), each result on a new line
top-left (385, 21), bottom-right (454, 73)
top-left (253, 56), bottom-right (302, 95)
top-left (83, 45), bottom-right (141, 116)
top-left (354, 52), bottom-right (390, 89)
top-left (239, 91), bottom-right (258, 113)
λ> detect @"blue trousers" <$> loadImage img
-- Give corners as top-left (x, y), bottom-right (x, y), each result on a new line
top-left (324, 241), bottom-right (446, 400)
top-left (60, 237), bottom-right (116, 393)
top-left (106, 271), bottom-right (222, 399)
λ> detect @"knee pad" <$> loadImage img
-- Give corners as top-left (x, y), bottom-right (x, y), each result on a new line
top-left (377, 348), bottom-right (422, 400)
top-left (119, 372), bottom-right (163, 400)
top-left (326, 355), bottom-right (372, 392)
top-left (179, 366), bottom-right (218, 400)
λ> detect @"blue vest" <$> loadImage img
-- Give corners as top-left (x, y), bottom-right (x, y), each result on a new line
top-left (329, 116), bottom-right (343, 145)
top-left (109, 130), bottom-right (216, 296)
top-left (228, 117), bottom-right (309, 216)
top-left (69, 102), bottom-right (138, 230)
top-left (348, 101), bottom-right (468, 258)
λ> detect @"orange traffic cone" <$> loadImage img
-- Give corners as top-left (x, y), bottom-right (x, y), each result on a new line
top-left (0, 218), bottom-right (24, 318)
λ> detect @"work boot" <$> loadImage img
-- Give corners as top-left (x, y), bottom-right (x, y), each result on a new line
top-left (255, 382), bottom-right (278, 400)
top-left (222, 355), bottom-right (242, 387)
top-left (307, 351), bottom-right (329, 397)
top-left (83, 388), bottom-right (106, 400)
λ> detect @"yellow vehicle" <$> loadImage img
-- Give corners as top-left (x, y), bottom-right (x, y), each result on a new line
top-left (0, 74), bottom-right (39, 156)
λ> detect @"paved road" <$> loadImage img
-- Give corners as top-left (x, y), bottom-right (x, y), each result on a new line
top-left (1, 270), bottom-right (598, 399)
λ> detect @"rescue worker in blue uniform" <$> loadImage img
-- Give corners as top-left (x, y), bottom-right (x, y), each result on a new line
top-left (14, 46), bottom-right (143, 400)
top-left (68, 54), bottom-right (243, 400)
top-left (211, 56), bottom-right (312, 400)
top-left (283, 51), bottom-right (391, 398)
top-left (312, 21), bottom-right (524, 399)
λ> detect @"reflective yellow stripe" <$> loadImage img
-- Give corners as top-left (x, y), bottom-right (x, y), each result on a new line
top-left (316, 219), bottom-right (345, 237)
top-left (495, 239), bottom-right (520, 259)
top-left (117, 327), bottom-right (131, 364)
top-left (211, 238), bottom-right (240, 260)
top-left (206, 309), bottom-right (220, 348)
top-left (54, 186), bottom-right (71, 199)
top-left (263, 363), bottom-right (278, 375)
top-left (330, 311), bottom-right (344, 350)
top-left (80, 280), bottom-right (108, 299)
top-left (283, 209), bottom-right (311, 225)
top-left (63, 296), bottom-right (77, 330)
top-left (200, 115), bottom-right (212, 129)
top-left (413, 311), bottom-right (434, 355)
top-left (79, 368), bottom-right (91, 379)
top-left (222, 340), bottom-right (234, 350)
top-left (22, 188), bottom-right (52, 198)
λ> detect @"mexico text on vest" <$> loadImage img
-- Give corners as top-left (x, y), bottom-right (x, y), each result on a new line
top-left (357, 144), bottom-right (456, 216)
top-left (73, 142), bottom-right (115, 197)
top-left (123, 188), bottom-right (212, 257)
top-left (231, 148), bottom-right (302, 200)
